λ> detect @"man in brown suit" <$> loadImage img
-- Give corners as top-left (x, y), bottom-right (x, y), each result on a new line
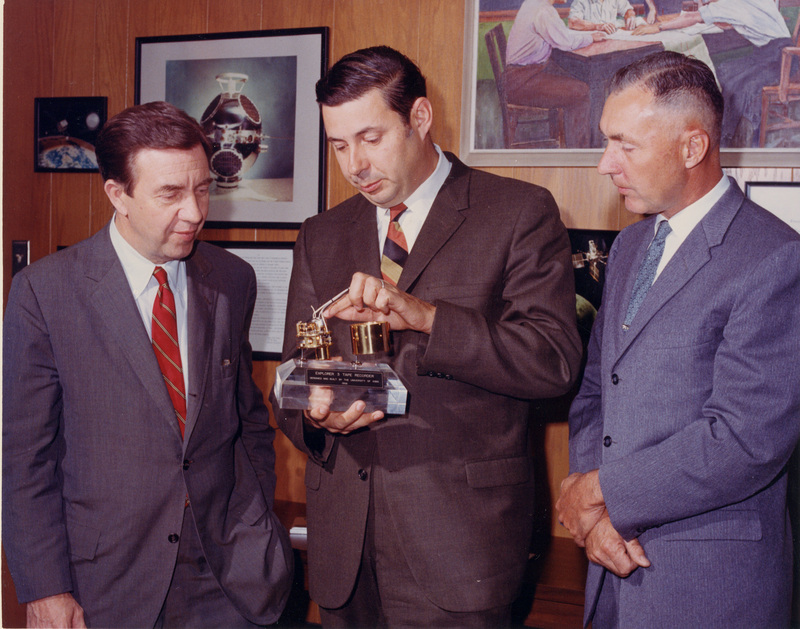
top-left (272, 46), bottom-right (582, 627)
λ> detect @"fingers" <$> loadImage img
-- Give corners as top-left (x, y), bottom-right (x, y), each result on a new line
top-left (304, 398), bottom-right (385, 435)
top-left (584, 517), bottom-right (650, 577)
top-left (625, 538), bottom-right (651, 568)
top-left (585, 518), bottom-right (641, 577)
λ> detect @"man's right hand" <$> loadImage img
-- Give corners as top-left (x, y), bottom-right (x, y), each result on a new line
top-left (304, 388), bottom-right (385, 435)
top-left (27, 593), bottom-right (86, 628)
top-left (584, 516), bottom-right (650, 577)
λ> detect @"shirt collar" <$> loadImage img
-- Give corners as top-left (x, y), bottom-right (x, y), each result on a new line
top-left (379, 144), bottom-right (452, 215)
top-left (657, 175), bottom-right (729, 238)
top-left (109, 215), bottom-right (183, 299)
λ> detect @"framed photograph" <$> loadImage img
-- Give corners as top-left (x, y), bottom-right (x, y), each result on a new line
top-left (745, 181), bottom-right (800, 234)
top-left (461, 0), bottom-right (800, 167)
top-left (569, 228), bottom-right (619, 343)
top-left (136, 28), bottom-right (328, 228)
top-left (208, 241), bottom-right (294, 360)
top-left (34, 96), bottom-right (107, 172)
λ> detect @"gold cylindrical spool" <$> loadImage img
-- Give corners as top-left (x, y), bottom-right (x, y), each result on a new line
top-left (350, 321), bottom-right (391, 356)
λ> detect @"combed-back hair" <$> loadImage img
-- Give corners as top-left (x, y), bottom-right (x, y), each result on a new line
top-left (316, 46), bottom-right (427, 123)
top-left (95, 101), bottom-right (211, 195)
top-left (609, 51), bottom-right (724, 148)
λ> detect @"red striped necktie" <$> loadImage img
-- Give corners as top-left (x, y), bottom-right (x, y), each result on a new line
top-left (152, 266), bottom-right (187, 438)
top-left (381, 203), bottom-right (408, 286)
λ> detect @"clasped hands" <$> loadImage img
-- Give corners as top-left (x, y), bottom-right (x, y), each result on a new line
top-left (303, 272), bottom-right (435, 435)
top-left (556, 470), bottom-right (650, 577)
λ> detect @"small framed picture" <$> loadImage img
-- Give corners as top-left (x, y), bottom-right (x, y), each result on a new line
top-left (34, 96), bottom-right (107, 172)
top-left (207, 240), bottom-right (294, 360)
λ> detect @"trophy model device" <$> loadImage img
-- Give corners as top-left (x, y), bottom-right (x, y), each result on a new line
top-left (274, 289), bottom-right (408, 414)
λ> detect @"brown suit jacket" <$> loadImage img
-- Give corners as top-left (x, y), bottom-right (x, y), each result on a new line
top-left (273, 153), bottom-right (582, 611)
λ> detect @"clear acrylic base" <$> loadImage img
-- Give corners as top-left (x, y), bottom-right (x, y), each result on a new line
top-left (274, 358), bottom-right (408, 415)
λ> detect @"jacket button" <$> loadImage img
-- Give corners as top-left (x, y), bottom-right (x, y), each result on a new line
top-left (168, 534), bottom-right (180, 543)
top-left (603, 435), bottom-right (613, 447)
top-left (182, 459), bottom-right (191, 470)
top-left (611, 374), bottom-right (619, 385)
top-left (357, 469), bottom-right (368, 481)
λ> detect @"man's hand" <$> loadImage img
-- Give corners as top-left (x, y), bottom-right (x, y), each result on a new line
top-left (304, 390), bottom-right (384, 435)
top-left (632, 23), bottom-right (660, 34)
top-left (324, 273), bottom-right (436, 334)
top-left (27, 593), bottom-right (86, 628)
top-left (556, 470), bottom-right (606, 546)
top-left (598, 21), bottom-right (618, 33)
top-left (585, 515), bottom-right (650, 577)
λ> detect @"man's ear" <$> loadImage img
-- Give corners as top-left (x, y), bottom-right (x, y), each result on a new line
top-left (410, 97), bottom-right (433, 140)
top-left (104, 179), bottom-right (129, 216)
top-left (683, 129), bottom-right (710, 169)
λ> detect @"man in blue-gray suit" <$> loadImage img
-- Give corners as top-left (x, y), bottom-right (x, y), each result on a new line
top-left (557, 51), bottom-right (800, 627)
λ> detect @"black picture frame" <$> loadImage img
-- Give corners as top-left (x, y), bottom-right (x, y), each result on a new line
top-left (207, 240), bottom-right (294, 360)
top-left (34, 96), bottom-right (107, 172)
top-left (136, 28), bottom-right (328, 229)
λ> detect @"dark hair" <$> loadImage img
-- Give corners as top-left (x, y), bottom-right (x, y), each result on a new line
top-left (315, 46), bottom-right (427, 123)
top-left (609, 51), bottom-right (724, 147)
top-left (95, 101), bottom-right (212, 195)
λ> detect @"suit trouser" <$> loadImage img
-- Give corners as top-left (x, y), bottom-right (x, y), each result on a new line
top-left (154, 505), bottom-right (260, 629)
top-left (318, 464), bottom-right (512, 628)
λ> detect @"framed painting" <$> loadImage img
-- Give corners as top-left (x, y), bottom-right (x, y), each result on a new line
top-left (207, 240), bottom-right (294, 360)
top-left (460, 0), bottom-right (800, 167)
top-left (136, 28), bottom-right (328, 228)
top-left (34, 96), bottom-right (107, 172)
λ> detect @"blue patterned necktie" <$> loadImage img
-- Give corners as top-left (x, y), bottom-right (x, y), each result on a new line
top-left (623, 220), bottom-right (672, 331)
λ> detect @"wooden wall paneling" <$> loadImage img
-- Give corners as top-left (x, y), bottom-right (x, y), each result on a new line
top-left (91, 0), bottom-right (130, 236)
top-left (206, 0), bottom-right (262, 33)
top-left (4, 0), bottom-right (55, 302)
top-left (417, 0), bottom-right (466, 156)
top-left (545, 422), bottom-right (572, 538)
top-left (261, 0), bottom-right (335, 30)
top-left (49, 0), bottom-right (100, 250)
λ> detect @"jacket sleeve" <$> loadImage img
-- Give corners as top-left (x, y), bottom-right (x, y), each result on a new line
top-left (236, 264), bottom-right (280, 506)
top-left (2, 271), bottom-right (73, 603)
top-left (419, 187), bottom-right (583, 400)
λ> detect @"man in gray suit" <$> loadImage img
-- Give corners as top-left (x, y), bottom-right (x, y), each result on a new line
top-left (557, 51), bottom-right (800, 627)
top-left (3, 101), bottom-right (292, 628)
top-left (272, 46), bottom-right (582, 626)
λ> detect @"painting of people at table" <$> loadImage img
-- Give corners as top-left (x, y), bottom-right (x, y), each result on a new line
top-left (476, 0), bottom-right (800, 149)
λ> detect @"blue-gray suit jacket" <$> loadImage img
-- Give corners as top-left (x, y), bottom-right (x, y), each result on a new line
top-left (569, 179), bottom-right (800, 627)
top-left (2, 225), bottom-right (293, 627)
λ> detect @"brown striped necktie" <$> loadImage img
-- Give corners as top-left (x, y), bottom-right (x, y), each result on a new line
top-left (152, 266), bottom-right (187, 438)
top-left (381, 203), bottom-right (408, 286)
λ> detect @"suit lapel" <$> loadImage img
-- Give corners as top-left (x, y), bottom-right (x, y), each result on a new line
top-left (184, 248), bottom-right (216, 445)
top-left (397, 156), bottom-right (468, 292)
top-left (84, 226), bottom-right (180, 436)
top-left (614, 179), bottom-right (743, 360)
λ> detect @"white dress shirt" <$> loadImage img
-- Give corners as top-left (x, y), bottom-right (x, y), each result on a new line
top-left (109, 217), bottom-right (190, 393)
top-left (654, 175), bottom-right (730, 280)
top-left (376, 144), bottom-right (452, 254)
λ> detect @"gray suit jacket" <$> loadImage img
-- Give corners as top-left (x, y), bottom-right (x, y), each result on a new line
top-left (272, 153), bottom-right (583, 611)
top-left (569, 179), bottom-right (800, 627)
top-left (2, 225), bottom-right (293, 627)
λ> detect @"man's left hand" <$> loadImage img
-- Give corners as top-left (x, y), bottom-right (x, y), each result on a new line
top-left (324, 272), bottom-right (436, 334)
top-left (556, 470), bottom-right (607, 546)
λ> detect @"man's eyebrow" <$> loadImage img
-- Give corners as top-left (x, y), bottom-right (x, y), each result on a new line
top-left (326, 125), bottom-right (381, 143)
